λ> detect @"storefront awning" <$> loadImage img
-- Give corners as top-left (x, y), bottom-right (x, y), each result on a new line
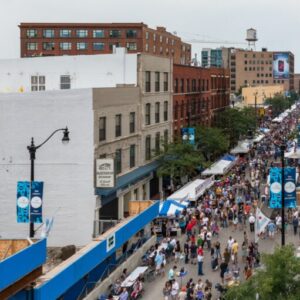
top-left (95, 160), bottom-right (160, 197)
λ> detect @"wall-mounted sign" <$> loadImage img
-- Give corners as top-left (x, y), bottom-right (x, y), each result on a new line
top-left (106, 233), bottom-right (116, 252)
top-left (96, 159), bottom-right (115, 188)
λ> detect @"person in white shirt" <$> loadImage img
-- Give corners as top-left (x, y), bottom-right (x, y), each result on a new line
top-left (227, 236), bottom-right (234, 251)
top-left (171, 279), bottom-right (179, 300)
top-left (249, 214), bottom-right (256, 232)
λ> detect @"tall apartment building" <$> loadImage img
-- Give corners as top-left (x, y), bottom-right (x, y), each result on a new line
top-left (201, 48), bottom-right (223, 68)
top-left (173, 65), bottom-right (230, 136)
top-left (19, 22), bottom-right (191, 65)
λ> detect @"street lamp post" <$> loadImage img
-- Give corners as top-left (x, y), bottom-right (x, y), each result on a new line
top-left (280, 143), bottom-right (286, 246)
top-left (27, 127), bottom-right (70, 238)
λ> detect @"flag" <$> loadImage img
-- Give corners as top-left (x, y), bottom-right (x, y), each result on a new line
top-left (40, 217), bottom-right (54, 239)
top-left (255, 207), bottom-right (270, 242)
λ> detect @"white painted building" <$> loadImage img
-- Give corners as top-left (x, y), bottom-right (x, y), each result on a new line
top-left (0, 89), bottom-right (96, 246)
top-left (0, 48), bottom-right (137, 93)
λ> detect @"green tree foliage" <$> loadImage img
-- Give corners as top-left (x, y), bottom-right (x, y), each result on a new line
top-left (195, 126), bottom-right (229, 161)
top-left (215, 107), bottom-right (256, 147)
top-left (157, 142), bottom-right (205, 186)
top-left (265, 94), bottom-right (294, 116)
top-left (225, 245), bottom-right (300, 300)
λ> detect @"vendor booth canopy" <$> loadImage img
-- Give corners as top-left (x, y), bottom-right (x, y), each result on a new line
top-left (202, 155), bottom-right (236, 176)
top-left (159, 200), bottom-right (187, 217)
top-left (167, 176), bottom-right (214, 202)
top-left (230, 141), bottom-right (250, 154)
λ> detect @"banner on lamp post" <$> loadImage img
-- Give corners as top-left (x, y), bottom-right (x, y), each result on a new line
top-left (269, 167), bottom-right (296, 209)
top-left (30, 181), bottom-right (44, 223)
top-left (181, 128), bottom-right (195, 145)
top-left (16, 181), bottom-right (30, 223)
top-left (284, 167), bottom-right (296, 208)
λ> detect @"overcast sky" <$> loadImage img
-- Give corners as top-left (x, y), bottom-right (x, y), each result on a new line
top-left (1, 0), bottom-right (299, 70)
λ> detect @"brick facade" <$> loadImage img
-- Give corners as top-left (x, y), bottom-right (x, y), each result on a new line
top-left (19, 23), bottom-right (191, 65)
top-left (173, 65), bottom-right (230, 136)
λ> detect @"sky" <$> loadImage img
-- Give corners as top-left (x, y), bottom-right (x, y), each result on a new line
top-left (1, 0), bottom-right (300, 70)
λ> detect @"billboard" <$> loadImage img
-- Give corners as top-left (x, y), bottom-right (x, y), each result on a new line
top-left (181, 128), bottom-right (195, 145)
top-left (273, 53), bottom-right (289, 79)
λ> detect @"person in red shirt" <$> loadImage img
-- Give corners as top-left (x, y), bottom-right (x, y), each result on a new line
top-left (197, 245), bottom-right (204, 256)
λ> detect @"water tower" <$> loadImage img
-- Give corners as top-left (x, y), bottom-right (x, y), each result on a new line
top-left (246, 28), bottom-right (258, 50)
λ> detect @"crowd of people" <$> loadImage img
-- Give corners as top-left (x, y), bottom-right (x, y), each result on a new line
top-left (151, 108), bottom-right (300, 300)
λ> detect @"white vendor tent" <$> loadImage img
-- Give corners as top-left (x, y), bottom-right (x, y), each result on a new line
top-left (159, 199), bottom-right (188, 217)
top-left (167, 176), bottom-right (214, 202)
top-left (230, 141), bottom-right (251, 154)
top-left (202, 155), bottom-right (236, 176)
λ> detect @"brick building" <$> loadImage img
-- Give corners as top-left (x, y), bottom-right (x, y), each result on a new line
top-left (173, 65), bottom-right (230, 136)
top-left (19, 22), bottom-right (191, 65)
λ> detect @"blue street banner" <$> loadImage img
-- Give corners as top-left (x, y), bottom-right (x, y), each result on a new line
top-left (181, 127), bottom-right (195, 145)
top-left (16, 181), bottom-right (30, 223)
top-left (269, 167), bottom-right (296, 208)
top-left (269, 168), bottom-right (282, 209)
top-left (30, 181), bottom-right (44, 223)
top-left (284, 167), bottom-right (296, 208)
top-left (297, 124), bottom-right (300, 147)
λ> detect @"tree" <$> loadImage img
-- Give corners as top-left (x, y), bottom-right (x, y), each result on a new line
top-left (157, 142), bottom-right (206, 187)
top-left (225, 245), bottom-right (300, 300)
top-left (215, 107), bottom-right (256, 147)
top-left (265, 94), bottom-right (291, 116)
top-left (195, 126), bottom-right (229, 161)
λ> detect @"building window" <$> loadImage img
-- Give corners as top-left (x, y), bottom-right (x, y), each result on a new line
top-left (163, 72), bottom-right (168, 91)
top-left (155, 72), bottom-right (160, 92)
top-left (164, 129), bottom-right (168, 148)
top-left (192, 79), bottom-right (196, 92)
top-left (153, 33), bottom-right (156, 41)
top-left (93, 30), bottom-right (104, 38)
top-left (77, 42), bottom-right (88, 50)
top-left (60, 29), bottom-right (71, 38)
top-left (180, 79), bottom-right (184, 93)
top-left (244, 67), bottom-right (247, 71)
top-left (115, 114), bottom-right (122, 137)
top-left (187, 79), bottom-right (190, 92)
top-left (145, 43), bottom-right (149, 52)
top-left (60, 42), bottom-right (72, 50)
top-left (60, 75), bottom-right (71, 89)
top-left (145, 136), bottom-right (151, 161)
top-left (43, 42), bottom-right (55, 51)
top-left (174, 102), bottom-right (178, 120)
top-left (93, 43), bottom-right (105, 51)
top-left (181, 103), bottom-right (184, 118)
top-left (153, 45), bottom-right (156, 53)
top-left (31, 76), bottom-right (45, 91)
top-left (155, 102), bottom-right (160, 123)
top-left (129, 112), bottom-right (135, 133)
top-left (159, 35), bottom-right (163, 43)
top-left (164, 101), bottom-right (168, 121)
top-left (160, 47), bottom-right (163, 54)
top-left (145, 103), bottom-right (151, 125)
top-left (27, 29), bottom-right (37, 38)
top-left (126, 42), bottom-right (137, 51)
top-left (174, 78), bottom-right (178, 93)
top-left (109, 42), bottom-right (120, 50)
top-left (76, 30), bottom-right (88, 38)
top-left (27, 42), bottom-right (37, 50)
top-left (126, 29), bottom-right (137, 38)
top-left (109, 30), bottom-right (121, 38)
top-left (99, 117), bottom-right (106, 141)
top-left (43, 29), bottom-right (54, 38)
top-left (146, 32), bottom-right (149, 40)
top-left (130, 144), bottom-right (136, 168)
top-left (155, 132), bottom-right (160, 155)
top-left (115, 149), bottom-right (122, 174)
top-left (145, 71), bottom-right (151, 92)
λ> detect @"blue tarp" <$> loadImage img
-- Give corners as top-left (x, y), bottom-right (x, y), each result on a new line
top-left (222, 154), bottom-right (236, 162)
top-left (159, 200), bottom-right (187, 217)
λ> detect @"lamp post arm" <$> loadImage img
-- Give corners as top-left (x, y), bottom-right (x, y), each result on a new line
top-left (35, 128), bottom-right (66, 150)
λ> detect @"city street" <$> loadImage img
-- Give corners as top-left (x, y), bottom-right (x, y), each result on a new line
top-left (142, 223), bottom-right (300, 300)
